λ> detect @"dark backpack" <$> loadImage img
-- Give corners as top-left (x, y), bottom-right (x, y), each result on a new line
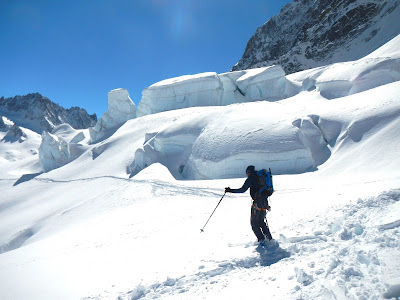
top-left (256, 168), bottom-right (274, 198)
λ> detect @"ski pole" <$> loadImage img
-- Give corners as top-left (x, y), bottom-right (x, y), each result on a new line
top-left (200, 192), bottom-right (226, 233)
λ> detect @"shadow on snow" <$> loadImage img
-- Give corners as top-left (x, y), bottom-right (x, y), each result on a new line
top-left (13, 172), bottom-right (43, 186)
top-left (255, 245), bottom-right (291, 267)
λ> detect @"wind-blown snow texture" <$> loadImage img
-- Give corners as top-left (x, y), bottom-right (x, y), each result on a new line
top-left (0, 36), bottom-right (400, 300)
top-left (233, 0), bottom-right (400, 74)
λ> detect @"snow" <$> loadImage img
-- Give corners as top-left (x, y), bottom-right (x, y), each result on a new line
top-left (1, 35), bottom-right (400, 299)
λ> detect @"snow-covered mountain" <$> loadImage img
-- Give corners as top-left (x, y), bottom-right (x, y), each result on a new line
top-left (0, 34), bottom-right (399, 299)
top-left (233, 0), bottom-right (400, 74)
top-left (0, 93), bottom-right (97, 134)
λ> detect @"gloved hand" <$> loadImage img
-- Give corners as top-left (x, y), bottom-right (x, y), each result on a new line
top-left (225, 187), bottom-right (232, 193)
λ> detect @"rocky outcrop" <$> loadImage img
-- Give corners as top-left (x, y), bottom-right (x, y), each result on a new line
top-left (0, 116), bottom-right (8, 130)
top-left (1, 124), bottom-right (27, 143)
top-left (233, 0), bottom-right (400, 74)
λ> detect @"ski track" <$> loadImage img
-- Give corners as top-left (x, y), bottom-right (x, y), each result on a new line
top-left (1, 175), bottom-right (222, 199)
top-left (0, 175), bottom-right (222, 255)
top-left (81, 189), bottom-right (400, 300)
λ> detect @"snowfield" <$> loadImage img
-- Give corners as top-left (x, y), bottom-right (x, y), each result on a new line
top-left (1, 35), bottom-right (400, 299)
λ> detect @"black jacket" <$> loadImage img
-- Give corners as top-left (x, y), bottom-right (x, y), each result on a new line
top-left (230, 171), bottom-right (260, 200)
top-left (230, 171), bottom-right (269, 208)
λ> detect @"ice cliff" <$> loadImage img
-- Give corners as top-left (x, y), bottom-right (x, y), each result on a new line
top-left (38, 131), bottom-right (89, 172)
top-left (89, 88), bottom-right (136, 142)
top-left (136, 65), bottom-right (286, 117)
top-left (38, 132), bottom-right (72, 172)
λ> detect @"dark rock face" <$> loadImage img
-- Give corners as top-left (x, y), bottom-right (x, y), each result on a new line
top-left (233, 0), bottom-right (400, 74)
top-left (0, 93), bottom-right (97, 133)
top-left (1, 124), bottom-right (27, 143)
top-left (8, 124), bottom-right (26, 138)
top-left (0, 117), bottom-right (6, 130)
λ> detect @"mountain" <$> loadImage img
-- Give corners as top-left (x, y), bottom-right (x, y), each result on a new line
top-left (0, 93), bottom-right (97, 134)
top-left (232, 0), bottom-right (400, 74)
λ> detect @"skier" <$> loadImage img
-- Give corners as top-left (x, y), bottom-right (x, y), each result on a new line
top-left (225, 165), bottom-right (273, 244)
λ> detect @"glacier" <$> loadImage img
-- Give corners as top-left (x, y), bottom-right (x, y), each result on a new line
top-left (129, 35), bottom-right (400, 180)
top-left (30, 34), bottom-right (400, 180)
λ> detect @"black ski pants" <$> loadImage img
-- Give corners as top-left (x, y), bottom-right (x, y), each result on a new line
top-left (250, 206), bottom-right (272, 242)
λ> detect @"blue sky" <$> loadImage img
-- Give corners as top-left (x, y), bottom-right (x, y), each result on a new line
top-left (1, 0), bottom-right (292, 117)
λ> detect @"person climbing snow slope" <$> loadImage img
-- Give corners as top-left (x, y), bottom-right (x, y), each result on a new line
top-left (225, 165), bottom-right (274, 244)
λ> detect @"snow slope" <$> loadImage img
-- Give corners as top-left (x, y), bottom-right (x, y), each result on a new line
top-left (0, 36), bottom-right (400, 299)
